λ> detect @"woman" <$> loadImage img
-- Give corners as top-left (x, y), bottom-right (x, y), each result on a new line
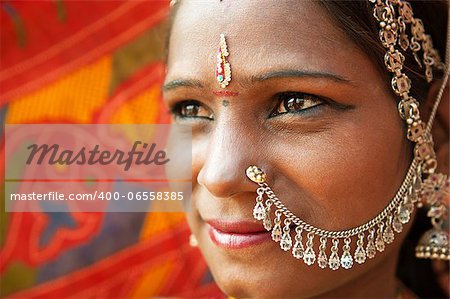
top-left (163, 0), bottom-right (449, 298)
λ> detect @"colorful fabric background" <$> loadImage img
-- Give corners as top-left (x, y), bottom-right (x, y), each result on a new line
top-left (0, 1), bottom-right (222, 297)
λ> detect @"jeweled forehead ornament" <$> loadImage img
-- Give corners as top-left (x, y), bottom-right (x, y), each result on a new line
top-left (216, 34), bottom-right (232, 88)
top-left (246, 0), bottom-right (449, 270)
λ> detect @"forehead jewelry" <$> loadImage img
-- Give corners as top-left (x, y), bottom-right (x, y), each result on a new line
top-left (246, 0), bottom-right (449, 270)
top-left (216, 34), bottom-right (232, 88)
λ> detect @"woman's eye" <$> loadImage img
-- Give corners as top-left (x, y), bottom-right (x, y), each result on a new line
top-left (272, 92), bottom-right (324, 116)
top-left (171, 100), bottom-right (213, 120)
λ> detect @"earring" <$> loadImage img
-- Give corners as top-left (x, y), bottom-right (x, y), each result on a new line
top-left (189, 234), bottom-right (198, 247)
top-left (416, 173), bottom-right (450, 260)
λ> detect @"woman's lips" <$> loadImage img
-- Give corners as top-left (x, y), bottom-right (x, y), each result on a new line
top-left (206, 220), bottom-right (271, 249)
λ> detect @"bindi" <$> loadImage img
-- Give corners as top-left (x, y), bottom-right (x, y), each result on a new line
top-left (213, 90), bottom-right (239, 97)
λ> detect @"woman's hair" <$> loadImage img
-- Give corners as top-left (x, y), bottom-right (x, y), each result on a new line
top-left (165, 1), bottom-right (449, 297)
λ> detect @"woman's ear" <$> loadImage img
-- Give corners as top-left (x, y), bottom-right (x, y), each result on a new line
top-left (422, 79), bottom-right (449, 175)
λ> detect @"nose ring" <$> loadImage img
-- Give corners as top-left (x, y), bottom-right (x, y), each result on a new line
top-left (245, 165), bottom-right (266, 184)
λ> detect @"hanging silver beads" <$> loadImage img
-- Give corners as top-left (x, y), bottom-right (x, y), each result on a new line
top-left (303, 232), bottom-right (316, 266)
top-left (328, 239), bottom-right (340, 270)
top-left (354, 233), bottom-right (367, 264)
top-left (340, 238), bottom-right (354, 269)
top-left (280, 219), bottom-right (293, 251)
top-left (292, 226), bottom-right (305, 259)
top-left (246, 160), bottom-right (419, 270)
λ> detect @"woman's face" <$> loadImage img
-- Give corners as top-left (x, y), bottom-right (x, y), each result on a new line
top-left (164, 1), bottom-right (412, 297)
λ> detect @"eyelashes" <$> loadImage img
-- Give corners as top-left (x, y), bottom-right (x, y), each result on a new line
top-left (270, 92), bottom-right (324, 117)
top-left (171, 100), bottom-right (214, 120)
top-left (169, 92), bottom-right (326, 121)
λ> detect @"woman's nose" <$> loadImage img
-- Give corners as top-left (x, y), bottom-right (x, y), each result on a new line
top-left (196, 122), bottom-right (261, 199)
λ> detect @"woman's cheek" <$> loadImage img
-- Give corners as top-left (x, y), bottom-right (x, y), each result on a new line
top-left (269, 117), bottom-right (407, 229)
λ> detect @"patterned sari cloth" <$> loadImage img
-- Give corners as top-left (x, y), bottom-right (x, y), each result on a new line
top-left (0, 1), bottom-right (222, 297)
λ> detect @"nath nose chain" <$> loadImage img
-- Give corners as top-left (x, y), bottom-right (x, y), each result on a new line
top-left (246, 0), bottom-right (449, 270)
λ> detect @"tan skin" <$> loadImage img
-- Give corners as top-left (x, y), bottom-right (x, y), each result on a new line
top-left (163, 1), bottom-right (449, 298)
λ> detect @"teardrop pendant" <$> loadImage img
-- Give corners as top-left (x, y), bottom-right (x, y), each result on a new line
top-left (280, 219), bottom-right (293, 251)
top-left (366, 229), bottom-right (377, 259)
top-left (263, 211), bottom-right (272, 231)
top-left (272, 210), bottom-right (282, 242)
top-left (398, 205), bottom-right (411, 224)
top-left (413, 170), bottom-right (422, 191)
top-left (392, 214), bottom-right (403, 233)
top-left (292, 226), bottom-right (305, 259)
top-left (328, 239), bottom-right (340, 270)
top-left (303, 232), bottom-right (316, 266)
top-left (402, 194), bottom-right (415, 213)
top-left (318, 237), bottom-right (328, 269)
top-left (354, 233), bottom-right (367, 264)
top-left (340, 238), bottom-right (354, 269)
top-left (263, 200), bottom-right (273, 231)
top-left (383, 217), bottom-right (395, 244)
top-left (375, 224), bottom-right (386, 252)
top-left (253, 201), bottom-right (265, 221)
top-left (253, 188), bottom-right (266, 221)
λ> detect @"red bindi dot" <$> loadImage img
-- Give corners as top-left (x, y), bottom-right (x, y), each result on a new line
top-left (213, 90), bottom-right (239, 97)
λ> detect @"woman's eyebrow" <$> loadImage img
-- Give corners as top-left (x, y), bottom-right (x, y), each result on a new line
top-left (249, 69), bottom-right (353, 85)
top-left (162, 69), bottom-right (353, 92)
top-left (162, 79), bottom-right (204, 92)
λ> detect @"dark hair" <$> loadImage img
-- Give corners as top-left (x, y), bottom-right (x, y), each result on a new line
top-left (166, 1), bottom-right (449, 297)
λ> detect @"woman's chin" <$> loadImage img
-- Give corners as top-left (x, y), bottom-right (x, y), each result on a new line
top-left (199, 237), bottom-right (327, 298)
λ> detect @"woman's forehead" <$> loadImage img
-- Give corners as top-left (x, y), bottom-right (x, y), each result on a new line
top-left (166, 0), bottom-right (373, 87)
top-left (167, 1), bottom-right (340, 63)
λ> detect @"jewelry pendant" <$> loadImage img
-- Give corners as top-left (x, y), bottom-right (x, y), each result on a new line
top-left (328, 239), bottom-right (341, 270)
top-left (292, 227), bottom-right (305, 259)
top-left (272, 210), bottom-right (282, 242)
top-left (340, 238), bottom-right (354, 269)
top-left (215, 34), bottom-right (232, 88)
top-left (354, 233), bottom-right (367, 264)
top-left (303, 232), bottom-right (316, 266)
top-left (366, 229), bottom-right (377, 259)
top-left (383, 216), bottom-right (395, 244)
top-left (253, 192), bottom-right (265, 221)
top-left (280, 219), bottom-right (293, 251)
top-left (317, 237), bottom-right (328, 269)
top-left (375, 223), bottom-right (386, 252)
top-left (392, 213), bottom-right (403, 233)
top-left (397, 204), bottom-right (411, 224)
top-left (263, 200), bottom-right (273, 231)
